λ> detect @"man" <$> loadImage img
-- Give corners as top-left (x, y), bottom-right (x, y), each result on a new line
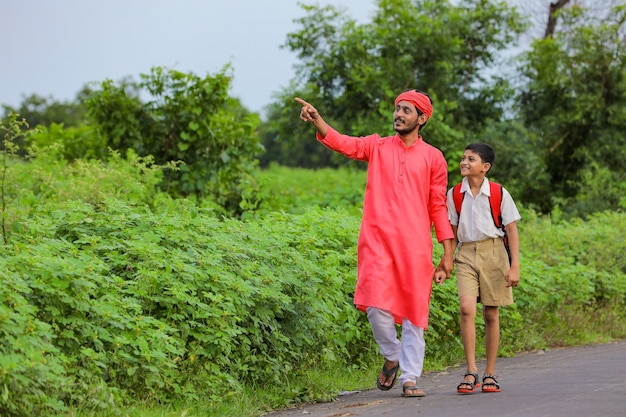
top-left (296, 90), bottom-right (454, 397)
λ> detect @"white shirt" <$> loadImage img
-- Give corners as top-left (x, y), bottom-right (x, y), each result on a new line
top-left (447, 177), bottom-right (521, 243)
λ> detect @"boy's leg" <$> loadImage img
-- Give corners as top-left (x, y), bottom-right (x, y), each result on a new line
top-left (460, 295), bottom-right (479, 381)
top-left (367, 307), bottom-right (401, 389)
top-left (483, 305), bottom-right (500, 375)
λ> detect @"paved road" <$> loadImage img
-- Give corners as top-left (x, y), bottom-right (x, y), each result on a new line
top-left (265, 340), bottom-right (626, 417)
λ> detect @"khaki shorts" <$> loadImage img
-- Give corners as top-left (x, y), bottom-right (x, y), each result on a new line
top-left (455, 238), bottom-right (513, 306)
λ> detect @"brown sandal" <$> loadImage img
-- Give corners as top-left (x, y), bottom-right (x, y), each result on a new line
top-left (402, 384), bottom-right (425, 397)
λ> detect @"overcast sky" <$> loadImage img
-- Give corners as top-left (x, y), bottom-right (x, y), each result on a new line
top-left (1, 0), bottom-right (376, 116)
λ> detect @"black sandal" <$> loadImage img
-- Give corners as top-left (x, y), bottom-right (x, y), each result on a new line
top-left (457, 371), bottom-right (480, 394)
top-left (376, 361), bottom-right (399, 391)
top-left (482, 374), bottom-right (501, 393)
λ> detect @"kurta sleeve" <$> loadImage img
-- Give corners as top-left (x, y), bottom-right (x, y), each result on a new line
top-left (429, 152), bottom-right (454, 243)
top-left (316, 127), bottom-right (375, 162)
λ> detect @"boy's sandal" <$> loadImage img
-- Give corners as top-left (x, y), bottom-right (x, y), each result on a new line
top-left (376, 361), bottom-right (399, 391)
top-left (401, 384), bottom-right (426, 397)
top-left (456, 371), bottom-right (481, 394)
top-left (482, 374), bottom-right (501, 393)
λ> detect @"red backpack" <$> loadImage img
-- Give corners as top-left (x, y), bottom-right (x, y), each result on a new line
top-left (452, 181), bottom-right (510, 264)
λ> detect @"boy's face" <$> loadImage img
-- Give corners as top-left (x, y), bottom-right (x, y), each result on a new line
top-left (460, 150), bottom-right (491, 178)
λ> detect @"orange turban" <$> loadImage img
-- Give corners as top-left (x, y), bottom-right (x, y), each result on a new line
top-left (395, 90), bottom-right (433, 119)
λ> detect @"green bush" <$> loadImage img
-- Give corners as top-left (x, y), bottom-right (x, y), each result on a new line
top-left (86, 66), bottom-right (263, 215)
top-left (1, 134), bottom-right (624, 415)
top-left (26, 123), bottom-right (108, 161)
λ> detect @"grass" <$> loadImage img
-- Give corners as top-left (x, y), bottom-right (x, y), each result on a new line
top-left (68, 304), bottom-right (626, 417)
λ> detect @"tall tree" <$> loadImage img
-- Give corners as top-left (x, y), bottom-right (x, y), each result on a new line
top-left (545, 0), bottom-right (571, 38)
top-left (261, 0), bottom-right (527, 169)
top-left (518, 3), bottom-right (626, 213)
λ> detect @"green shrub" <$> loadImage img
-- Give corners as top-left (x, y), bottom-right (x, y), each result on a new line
top-left (0, 263), bottom-right (68, 416)
top-left (1, 148), bottom-right (624, 415)
top-left (26, 123), bottom-right (108, 161)
top-left (251, 164), bottom-right (366, 217)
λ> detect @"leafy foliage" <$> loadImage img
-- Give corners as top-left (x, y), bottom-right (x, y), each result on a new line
top-left (0, 144), bottom-right (624, 416)
top-left (250, 163), bottom-right (366, 217)
top-left (26, 123), bottom-right (108, 161)
top-left (1, 93), bottom-right (89, 129)
top-left (2, 2), bottom-right (626, 415)
top-left (86, 66), bottom-right (264, 215)
top-left (517, 4), bottom-right (626, 213)
top-left (261, 0), bottom-right (527, 169)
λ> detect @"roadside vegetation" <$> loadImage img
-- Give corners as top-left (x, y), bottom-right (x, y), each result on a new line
top-left (2, 1), bottom-right (625, 416)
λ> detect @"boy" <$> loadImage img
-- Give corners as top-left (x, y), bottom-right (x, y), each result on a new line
top-left (446, 142), bottom-right (521, 394)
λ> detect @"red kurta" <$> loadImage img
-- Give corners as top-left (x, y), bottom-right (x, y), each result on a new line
top-left (318, 127), bottom-right (453, 329)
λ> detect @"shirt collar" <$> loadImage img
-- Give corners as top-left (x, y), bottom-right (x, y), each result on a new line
top-left (460, 177), bottom-right (491, 196)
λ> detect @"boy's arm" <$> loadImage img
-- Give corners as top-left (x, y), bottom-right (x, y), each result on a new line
top-left (504, 221), bottom-right (520, 287)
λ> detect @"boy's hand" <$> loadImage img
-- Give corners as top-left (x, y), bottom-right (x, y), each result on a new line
top-left (433, 268), bottom-right (447, 286)
top-left (505, 266), bottom-right (520, 287)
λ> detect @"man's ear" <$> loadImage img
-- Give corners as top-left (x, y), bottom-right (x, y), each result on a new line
top-left (483, 162), bottom-right (491, 173)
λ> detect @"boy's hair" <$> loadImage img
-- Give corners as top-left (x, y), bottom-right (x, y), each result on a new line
top-left (465, 142), bottom-right (495, 173)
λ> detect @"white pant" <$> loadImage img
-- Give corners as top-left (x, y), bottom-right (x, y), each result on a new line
top-left (367, 307), bottom-right (425, 386)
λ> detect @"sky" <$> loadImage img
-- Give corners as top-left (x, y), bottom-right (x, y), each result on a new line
top-left (1, 0), bottom-right (376, 116)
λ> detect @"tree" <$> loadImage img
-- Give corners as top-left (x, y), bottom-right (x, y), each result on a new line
top-left (86, 66), bottom-right (264, 216)
top-left (544, 0), bottom-right (570, 38)
top-left (1, 91), bottom-right (91, 156)
top-left (1, 91), bottom-right (90, 129)
top-left (517, 3), bottom-right (626, 213)
top-left (261, 0), bottom-right (527, 169)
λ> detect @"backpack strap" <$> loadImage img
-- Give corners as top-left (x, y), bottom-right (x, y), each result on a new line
top-left (489, 182), bottom-right (511, 264)
top-left (452, 183), bottom-right (464, 219)
top-left (488, 182), bottom-right (503, 230)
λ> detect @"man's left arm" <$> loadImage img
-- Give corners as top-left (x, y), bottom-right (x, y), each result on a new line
top-left (430, 153), bottom-right (455, 277)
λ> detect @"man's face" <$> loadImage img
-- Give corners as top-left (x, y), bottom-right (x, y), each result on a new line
top-left (393, 100), bottom-right (425, 134)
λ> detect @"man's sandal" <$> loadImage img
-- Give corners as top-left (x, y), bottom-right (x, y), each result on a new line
top-left (457, 371), bottom-right (481, 394)
top-left (401, 384), bottom-right (426, 397)
top-left (376, 361), bottom-right (399, 391)
top-left (482, 374), bottom-right (501, 393)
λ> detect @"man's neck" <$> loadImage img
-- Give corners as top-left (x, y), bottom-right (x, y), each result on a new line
top-left (398, 131), bottom-right (420, 147)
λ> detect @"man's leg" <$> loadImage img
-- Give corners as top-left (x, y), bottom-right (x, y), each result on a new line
top-left (367, 307), bottom-right (401, 389)
top-left (398, 318), bottom-right (425, 396)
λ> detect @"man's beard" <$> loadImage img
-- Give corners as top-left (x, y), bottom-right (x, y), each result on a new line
top-left (394, 119), bottom-right (420, 135)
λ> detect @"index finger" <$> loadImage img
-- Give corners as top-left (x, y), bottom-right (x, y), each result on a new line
top-left (295, 97), bottom-right (310, 107)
